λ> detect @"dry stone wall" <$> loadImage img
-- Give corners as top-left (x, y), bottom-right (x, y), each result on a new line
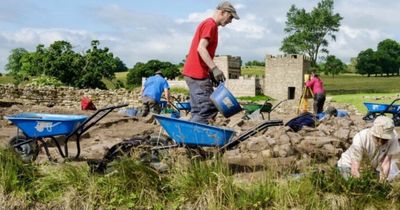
top-left (0, 84), bottom-right (141, 109)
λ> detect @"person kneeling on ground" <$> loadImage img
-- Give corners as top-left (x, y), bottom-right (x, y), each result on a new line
top-left (139, 70), bottom-right (170, 117)
top-left (337, 116), bottom-right (400, 181)
top-left (316, 106), bottom-right (349, 121)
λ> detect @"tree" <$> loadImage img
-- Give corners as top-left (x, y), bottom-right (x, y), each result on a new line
top-left (322, 55), bottom-right (346, 77)
top-left (5, 48), bottom-right (29, 76)
top-left (356, 49), bottom-right (381, 77)
top-left (114, 57), bottom-right (128, 72)
top-left (346, 57), bottom-right (357, 73)
top-left (44, 40), bottom-right (82, 86)
top-left (20, 44), bottom-right (47, 77)
top-left (280, 0), bottom-right (343, 66)
top-left (126, 60), bottom-right (180, 87)
top-left (376, 39), bottom-right (400, 76)
top-left (245, 60), bottom-right (265, 66)
top-left (5, 40), bottom-right (128, 89)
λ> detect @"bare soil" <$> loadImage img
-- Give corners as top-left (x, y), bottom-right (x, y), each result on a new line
top-left (0, 103), bottom-right (159, 163)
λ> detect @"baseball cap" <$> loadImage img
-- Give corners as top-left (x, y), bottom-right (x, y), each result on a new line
top-left (370, 116), bottom-right (395, 140)
top-left (217, 1), bottom-right (240, 20)
top-left (155, 70), bottom-right (163, 75)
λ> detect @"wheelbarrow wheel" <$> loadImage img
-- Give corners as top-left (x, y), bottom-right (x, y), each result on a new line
top-left (8, 135), bottom-right (39, 163)
top-left (362, 112), bottom-right (377, 122)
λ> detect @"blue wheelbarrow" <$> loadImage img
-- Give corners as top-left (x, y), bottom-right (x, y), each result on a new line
top-left (160, 96), bottom-right (191, 118)
top-left (5, 104), bottom-right (128, 162)
top-left (363, 98), bottom-right (400, 126)
top-left (152, 114), bottom-right (283, 153)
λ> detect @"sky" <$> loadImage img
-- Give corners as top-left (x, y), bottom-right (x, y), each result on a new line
top-left (0, 0), bottom-right (399, 73)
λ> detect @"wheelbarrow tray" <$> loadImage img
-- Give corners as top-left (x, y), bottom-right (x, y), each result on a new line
top-left (154, 114), bottom-right (235, 147)
top-left (175, 102), bottom-right (191, 111)
top-left (242, 103), bottom-right (272, 113)
top-left (5, 112), bottom-right (87, 138)
top-left (363, 102), bottom-right (400, 114)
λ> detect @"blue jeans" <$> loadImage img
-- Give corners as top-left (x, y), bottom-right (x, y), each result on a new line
top-left (184, 76), bottom-right (218, 124)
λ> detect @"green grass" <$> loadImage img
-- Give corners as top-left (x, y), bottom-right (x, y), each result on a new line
top-left (115, 71), bottom-right (128, 84)
top-left (331, 93), bottom-right (399, 113)
top-left (322, 74), bottom-right (400, 95)
top-left (2, 148), bottom-right (400, 209)
top-left (0, 75), bottom-right (14, 84)
top-left (241, 66), bottom-right (264, 77)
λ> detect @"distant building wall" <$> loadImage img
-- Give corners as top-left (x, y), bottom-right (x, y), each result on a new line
top-left (264, 54), bottom-right (311, 101)
top-left (214, 55), bottom-right (242, 79)
top-left (225, 76), bottom-right (257, 97)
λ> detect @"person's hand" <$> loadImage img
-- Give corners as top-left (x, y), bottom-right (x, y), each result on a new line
top-left (210, 66), bottom-right (226, 83)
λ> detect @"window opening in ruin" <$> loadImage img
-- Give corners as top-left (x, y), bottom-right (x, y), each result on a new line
top-left (288, 87), bottom-right (295, 100)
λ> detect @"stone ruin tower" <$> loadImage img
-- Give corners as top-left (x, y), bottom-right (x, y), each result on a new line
top-left (264, 54), bottom-right (311, 101)
top-left (214, 55), bottom-right (242, 79)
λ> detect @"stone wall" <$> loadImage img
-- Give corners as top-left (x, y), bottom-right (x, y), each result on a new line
top-left (214, 55), bottom-right (242, 79)
top-left (0, 84), bottom-right (141, 108)
top-left (264, 54), bottom-right (311, 101)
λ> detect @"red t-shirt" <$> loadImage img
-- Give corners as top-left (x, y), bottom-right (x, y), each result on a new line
top-left (183, 18), bottom-right (218, 79)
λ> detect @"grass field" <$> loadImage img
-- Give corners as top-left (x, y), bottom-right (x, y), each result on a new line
top-left (0, 75), bottom-right (14, 84)
top-left (323, 74), bottom-right (400, 95)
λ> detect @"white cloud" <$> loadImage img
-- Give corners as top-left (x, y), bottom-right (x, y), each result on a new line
top-left (176, 10), bottom-right (213, 24)
top-left (1, 0), bottom-right (400, 72)
top-left (1, 28), bottom-right (96, 46)
top-left (227, 14), bottom-right (269, 39)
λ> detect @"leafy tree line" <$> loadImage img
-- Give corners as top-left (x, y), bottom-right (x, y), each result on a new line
top-left (245, 60), bottom-right (265, 67)
top-left (6, 40), bottom-right (127, 89)
top-left (126, 59), bottom-right (181, 87)
top-left (356, 39), bottom-right (400, 77)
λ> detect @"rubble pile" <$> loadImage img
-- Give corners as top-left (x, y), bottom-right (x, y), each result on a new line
top-left (223, 115), bottom-right (369, 169)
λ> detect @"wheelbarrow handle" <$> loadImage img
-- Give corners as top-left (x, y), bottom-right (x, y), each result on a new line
top-left (162, 96), bottom-right (182, 112)
top-left (381, 98), bottom-right (400, 115)
top-left (63, 103), bottom-right (128, 159)
top-left (97, 103), bottom-right (129, 112)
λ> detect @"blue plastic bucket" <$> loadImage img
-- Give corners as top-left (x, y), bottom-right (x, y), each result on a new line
top-left (159, 100), bottom-right (168, 108)
top-left (210, 84), bottom-right (242, 118)
top-left (118, 108), bottom-right (138, 117)
top-left (170, 111), bottom-right (181, 118)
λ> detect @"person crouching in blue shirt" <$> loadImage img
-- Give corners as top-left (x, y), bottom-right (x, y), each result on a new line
top-left (140, 70), bottom-right (170, 117)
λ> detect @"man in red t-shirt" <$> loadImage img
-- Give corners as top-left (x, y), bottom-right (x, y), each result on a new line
top-left (182, 1), bottom-right (239, 124)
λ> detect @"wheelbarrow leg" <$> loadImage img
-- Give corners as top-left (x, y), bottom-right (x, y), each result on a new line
top-left (49, 136), bottom-right (66, 158)
top-left (37, 138), bottom-right (53, 161)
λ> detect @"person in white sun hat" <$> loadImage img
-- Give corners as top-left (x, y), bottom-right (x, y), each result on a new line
top-left (337, 116), bottom-right (400, 181)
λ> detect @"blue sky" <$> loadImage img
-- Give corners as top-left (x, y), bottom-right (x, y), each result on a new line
top-left (1, 0), bottom-right (399, 73)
